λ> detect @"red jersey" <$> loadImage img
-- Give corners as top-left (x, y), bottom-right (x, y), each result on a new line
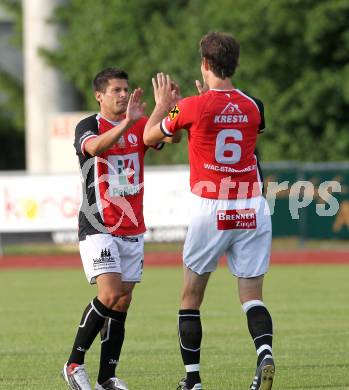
top-left (74, 114), bottom-right (162, 239)
top-left (160, 89), bottom-right (265, 199)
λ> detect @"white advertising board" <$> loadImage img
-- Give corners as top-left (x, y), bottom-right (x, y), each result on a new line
top-left (0, 174), bottom-right (81, 232)
top-left (0, 167), bottom-right (191, 235)
top-left (48, 112), bottom-right (93, 173)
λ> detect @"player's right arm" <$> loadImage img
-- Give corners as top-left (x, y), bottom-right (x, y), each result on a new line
top-left (143, 73), bottom-right (176, 145)
top-left (83, 118), bottom-right (133, 156)
top-left (83, 88), bottom-right (146, 156)
top-left (144, 73), bottom-right (194, 145)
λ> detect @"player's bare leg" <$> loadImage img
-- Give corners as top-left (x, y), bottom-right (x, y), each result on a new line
top-left (239, 276), bottom-right (275, 390)
top-left (238, 275), bottom-right (264, 304)
top-left (112, 283), bottom-right (134, 312)
top-left (96, 273), bottom-right (124, 308)
top-left (177, 267), bottom-right (209, 389)
top-left (180, 266), bottom-right (210, 310)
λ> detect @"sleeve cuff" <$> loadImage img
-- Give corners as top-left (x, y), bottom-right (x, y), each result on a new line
top-left (160, 119), bottom-right (173, 137)
top-left (81, 134), bottom-right (98, 155)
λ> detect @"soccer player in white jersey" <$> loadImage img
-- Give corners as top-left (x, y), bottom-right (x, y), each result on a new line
top-left (143, 32), bottom-right (275, 390)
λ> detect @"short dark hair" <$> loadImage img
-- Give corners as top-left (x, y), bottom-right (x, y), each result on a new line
top-left (200, 32), bottom-right (240, 79)
top-left (93, 68), bottom-right (129, 92)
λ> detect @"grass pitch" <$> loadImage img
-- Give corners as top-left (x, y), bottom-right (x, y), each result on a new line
top-left (3, 238), bottom-right (349, 255)
top-left (0, 265), bottom-right (348, 389)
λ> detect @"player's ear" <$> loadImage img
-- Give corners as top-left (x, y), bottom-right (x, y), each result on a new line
top-left (202, 57), bottom-right (210, 71)
top-left (95, 91), bottom-right (102, 104)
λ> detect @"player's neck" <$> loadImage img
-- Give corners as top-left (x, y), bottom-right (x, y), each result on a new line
top-left (207, 76), bottom-right (234, 91)
top-left (99, 108), bottom-right (125, 123)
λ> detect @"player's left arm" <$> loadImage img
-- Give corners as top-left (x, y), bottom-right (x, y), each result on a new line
top-left (144, 73), bottom-right (181, 145)
top-left (162, 131), bottom-right (182, 144)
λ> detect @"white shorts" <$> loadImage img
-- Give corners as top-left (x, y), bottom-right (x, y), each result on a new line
top-left (79, 233), bottom-right (144, 284)
top-left (183, 194), bottom-right (272, 277)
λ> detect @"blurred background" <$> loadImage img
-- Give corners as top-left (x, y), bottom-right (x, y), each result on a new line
top-left (0, 0), bottom-right (348, 254)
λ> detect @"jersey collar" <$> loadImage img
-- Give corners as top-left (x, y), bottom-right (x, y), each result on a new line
top-left (96, 113), bottom-right (125, 126)
top-left (209, 88), bottom-right (237, 92)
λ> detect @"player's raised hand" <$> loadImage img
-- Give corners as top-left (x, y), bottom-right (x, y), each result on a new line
top-left (170, 80), bottom-right (182, 107)
top-left (195, 79), bottom-right (209, 95)
top-left (126, 88), bottom-right (146, 123)
top-left (152, 73), bottom-right (174, 109)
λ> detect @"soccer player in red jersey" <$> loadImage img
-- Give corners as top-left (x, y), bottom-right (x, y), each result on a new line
top-left (62, 68), bottom-right (179, 390)
top-left (144, 33), bottom-right (275, 390)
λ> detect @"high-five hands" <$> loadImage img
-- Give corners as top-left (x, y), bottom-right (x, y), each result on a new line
top-left (195, 79), bottom-right (209, 95)
top-left (152, 73), bottom-right (181, 110)
top-left (170, 80), bottom-right (181, 107)
top-left (126, 88), bottom-right (146, 123)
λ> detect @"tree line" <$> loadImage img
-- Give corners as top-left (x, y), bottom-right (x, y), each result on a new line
top-left (1, 0), bottom-right (348, 168)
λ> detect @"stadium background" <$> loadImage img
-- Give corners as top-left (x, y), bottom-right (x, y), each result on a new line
top-left (0, 1), bottom-right (348, 389)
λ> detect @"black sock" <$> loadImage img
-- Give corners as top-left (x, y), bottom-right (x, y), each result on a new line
top-left (178, 309), bottom-right (202, 387)
top-left (97, 310), bottom-right (127, 384)
top-left (68, 297), bottom-right (111, 365)
top-left (245, 303), bottom-right (273, 365)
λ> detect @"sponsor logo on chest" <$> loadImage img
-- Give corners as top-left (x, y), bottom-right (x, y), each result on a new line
top-left (108, 153), bottom-right (142, 197)
top-left (127, 133), bottom-right (138, 146)
top-left (115, 133), bottom-right (138, 149)
top-left (117, 135), bottom-right (126, 148)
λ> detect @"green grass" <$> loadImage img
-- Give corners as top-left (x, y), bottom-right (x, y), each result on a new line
top-left (1, 241), bottom-right (184, 256)
top-left (0, 265), bottom-right (348, 389)
top-left (2, 238), bottom-right (349, 256)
